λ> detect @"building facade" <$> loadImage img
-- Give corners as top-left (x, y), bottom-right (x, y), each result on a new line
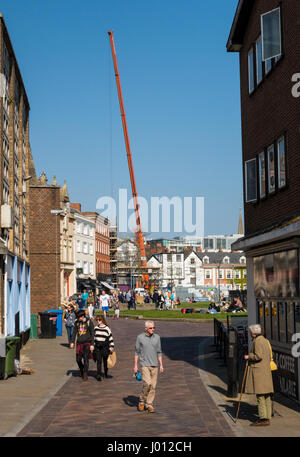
top-left (147, 251), bottom-right (246, 297)
top-left (227, 0), bottom-right (300, 402)
top-left (72, 206), bottom-right (96, 293)
top-left (82, 211), bottom-right (110, 281)
top-left (0, 15), bottom-right (31, 338)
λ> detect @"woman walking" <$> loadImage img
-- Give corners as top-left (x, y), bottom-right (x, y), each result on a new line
top-left (244, 324), bottom-right (274, 426)
top-left (70, 310), bottom-right (95, 381)
top-left (94, 315), bottom-right (115, 381)
top-left (64, 305), bottom-right (76, 345)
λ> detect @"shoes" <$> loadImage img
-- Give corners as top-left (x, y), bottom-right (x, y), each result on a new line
top-left (80, 369), bottom-right (84, 378)
top-left (250, 419), bottom-right (270, 426)
top-left (82, 372), bottom-right (88, 381)
top-left (147, 406), bottom-right (155, 413)
top-left (104, 371), bottom-right (108, 378)
top-left (138, 403), bottom-right (145, 412)
top-left (96, 375), bottom-right (102, 382)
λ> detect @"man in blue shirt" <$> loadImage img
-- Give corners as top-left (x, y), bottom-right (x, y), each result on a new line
top-left (81, 289), bottom-right (89, 309)
top-left (134, 320), bottom-right (164, 413)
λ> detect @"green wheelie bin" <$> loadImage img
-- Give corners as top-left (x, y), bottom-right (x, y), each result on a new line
top-left (30, 314), bottom-right (38, 339)
top-left (4, 336), bottom-right (20, 379)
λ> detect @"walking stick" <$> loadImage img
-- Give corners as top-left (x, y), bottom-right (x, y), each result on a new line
top-left (234, 360), bottom-right (248, 423)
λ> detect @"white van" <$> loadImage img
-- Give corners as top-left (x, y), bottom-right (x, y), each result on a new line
top-left (135, 288), bottom-right (145, 296)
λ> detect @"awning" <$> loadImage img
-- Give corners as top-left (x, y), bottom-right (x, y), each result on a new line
top-left (101, 281), bottom-right (114, 290)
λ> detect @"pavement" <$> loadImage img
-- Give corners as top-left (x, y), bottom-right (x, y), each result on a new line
top-left (0, 317), bottom-right (300, 439)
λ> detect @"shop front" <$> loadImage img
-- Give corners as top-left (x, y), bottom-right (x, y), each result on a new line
top-left (253, 248), bottom-right (300, 402)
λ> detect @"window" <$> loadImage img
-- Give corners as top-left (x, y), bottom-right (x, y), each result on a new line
top-left (261, 7), bottom-right (282, 61)
top-left (267, 145), bottom-right (275, 194)
top-left (176, 268), bottom-right (182, 277)
top-left (176, 255), bottom-right (181, 262)
top-left (167, 254), bottom-right (172, 262)
top-left (235, 270), bottom-right (241, 279)
top-left (218, 269), bottom-right (224, 279)
top-left (90, 262), bottom-right (94, 275)
top-left (190, 258), bottom-right (195, 264)
top-left (83, 261), bottom-right (88, 275)
top-left (226, 270), bottom-right (232, 279)
top-left (256, 37), bottom-right (263, 84)
top-left (203, 256), bottom-right (209, 264)
top-left (89, 243), bottom-right (93, 255)
top-left (83, 242), bottom-right (88, 254)
top-left (258, 152), bottom-right (266, 198)
top-left (277, 136), bottom-right (286, 188)
top-left (77, 240), bottom-right (81, 253)
top-left (205, 270), bottom-right (211, 280)
top-left (190, 267), bottom-right (196, 274)
top-left (245, 159), bottom-right (257, 202)
top-left (265, 57), bottom-right (272, 74)
top-left (248, 48), bottom-right (255, 94)
top-left (223, 257), bottom-right (230, 264)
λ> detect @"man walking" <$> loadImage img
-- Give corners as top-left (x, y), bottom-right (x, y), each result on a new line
top-left (70, 310), bottom-right (94, 381)
top-left (134, 320), bottom-right (164, 413)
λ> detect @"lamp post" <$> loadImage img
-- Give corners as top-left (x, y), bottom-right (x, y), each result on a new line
top-left (51, 209), bottom-right (64, 307)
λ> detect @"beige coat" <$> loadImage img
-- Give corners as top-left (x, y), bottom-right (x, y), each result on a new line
top-left (245, 335), bottom-right (274, 395)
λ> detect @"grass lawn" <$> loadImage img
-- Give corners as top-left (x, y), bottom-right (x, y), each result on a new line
top-left (116, 309), bottom-right (248, 320)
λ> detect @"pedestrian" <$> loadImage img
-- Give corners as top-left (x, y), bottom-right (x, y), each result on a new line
top-left (134, 320), bottom-right (164, 413)
top-left (87, 291), bottom-right (94, 308)
top-left (76, 293), bottom-right (84, 310)
top-left (81, 289), bottom-right (89, 309)
top-left (244, 324), bottom-right (274, 426)
top-left (70, 310), bottom-right (95, 381)
top-left (113, 301), bottom-right (120, 320)
top-left (126, 290), bottom-right (131, 310)
top-left (88, 301), bottom-right (95, 319)
top-left (94, 314), bottom-right (115, 381)
top-left (100, 289), bottom-right (110, 319)
top-left (64, 305), bottom-right (76, 345)
top-left (130, 292), bottom-right (136, 310)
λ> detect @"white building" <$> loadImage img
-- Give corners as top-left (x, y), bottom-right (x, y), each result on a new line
top-left (74, 212), bottom-right (96, 288)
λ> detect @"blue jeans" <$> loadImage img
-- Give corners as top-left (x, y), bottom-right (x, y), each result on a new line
top-left (66, 325), bottom-right (74, 344)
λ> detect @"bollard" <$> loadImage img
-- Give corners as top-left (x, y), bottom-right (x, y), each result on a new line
top-left (227, 327), bottom-right (238, 397)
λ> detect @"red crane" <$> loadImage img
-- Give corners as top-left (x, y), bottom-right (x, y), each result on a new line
top-left (108, 31), bottom-right (149, 289)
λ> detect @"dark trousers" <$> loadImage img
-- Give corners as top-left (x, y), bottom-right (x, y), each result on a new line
top-left (76, 344), bottom-right (90, 374)
top-left (95, 349), bottom-right (108, 375)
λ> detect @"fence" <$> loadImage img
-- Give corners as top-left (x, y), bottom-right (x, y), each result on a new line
top-left (213, 316), bottom-right (249, 397)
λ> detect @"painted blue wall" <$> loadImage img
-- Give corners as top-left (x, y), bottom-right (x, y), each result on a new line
top-left (5, 254), bottom-right (30, 337)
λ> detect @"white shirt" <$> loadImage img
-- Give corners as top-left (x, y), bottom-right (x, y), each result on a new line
top-left (100, 294), bottom-right (110, 308)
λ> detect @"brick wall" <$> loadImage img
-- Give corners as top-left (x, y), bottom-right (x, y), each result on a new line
top-left (238, 0), bottom-right (300, 236)
top-left (29, 186), bottom-right (61, 315)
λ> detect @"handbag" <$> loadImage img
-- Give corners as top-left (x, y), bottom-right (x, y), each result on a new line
top-left (107, 351), bottom-right (116, 368)
top-left (268, 340), bottom-right (277, 371)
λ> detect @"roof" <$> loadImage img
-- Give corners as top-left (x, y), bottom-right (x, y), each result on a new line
top-left (226, 0), bottom-right (255, 52)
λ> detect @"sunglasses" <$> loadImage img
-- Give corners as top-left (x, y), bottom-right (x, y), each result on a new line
top-left (148, 327), bottom-right (155, 329)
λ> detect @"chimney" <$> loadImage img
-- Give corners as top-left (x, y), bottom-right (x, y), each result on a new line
top-left (70, 203), bottom-right (81, 212)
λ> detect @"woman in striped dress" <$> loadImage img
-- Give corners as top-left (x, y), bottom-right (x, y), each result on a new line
top-left (94, 315), bottom-right (115, 381)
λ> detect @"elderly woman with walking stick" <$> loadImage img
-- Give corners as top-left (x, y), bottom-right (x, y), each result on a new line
top-left (244, 324), bottom-right (274, 426)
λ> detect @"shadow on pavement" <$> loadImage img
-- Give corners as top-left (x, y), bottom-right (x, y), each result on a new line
top-left (123, 395), bottom-right (139, 408)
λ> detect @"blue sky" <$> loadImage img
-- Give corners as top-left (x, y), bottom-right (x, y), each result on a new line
top-left (1, 0), bottom-right (242, 237)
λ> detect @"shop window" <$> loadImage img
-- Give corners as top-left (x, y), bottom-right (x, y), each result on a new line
top-left (278, 302), bottom-right (286, 343)
top-left (264, 301), bottom-right (271, 339)
top-left (271, 301), bottom-right (278, 341)
top-left (287, 302), bottom-right (295, 344)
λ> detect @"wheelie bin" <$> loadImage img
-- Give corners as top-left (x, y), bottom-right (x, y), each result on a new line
top-left (46, 309), bottom-right (63, 336)
top-left (30, 314), bottom-right (38, 339)
top-left (39, 312), bottom-right (57, 338)
top-left (4, 336), bottom-right (20, 379)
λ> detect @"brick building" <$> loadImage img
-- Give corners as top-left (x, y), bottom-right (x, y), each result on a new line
top-left (29, 175), bottom-right (75, 314)
top-left (29, 175), bottom-right (61, 315)
top-left (227, 0), bottom-right (300, 402)
top-left (0, 14), bottom-right (31, 338)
